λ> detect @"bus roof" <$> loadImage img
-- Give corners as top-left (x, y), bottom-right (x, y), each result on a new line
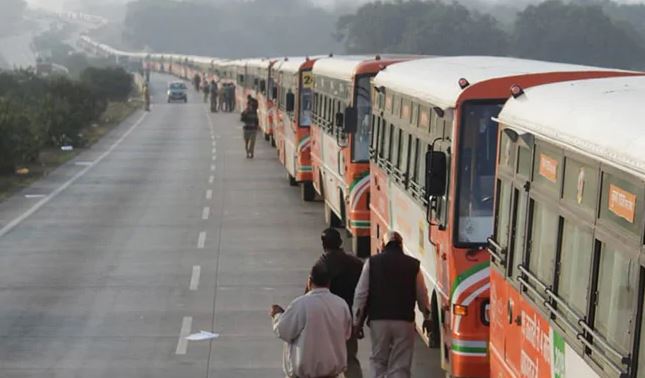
top-left (498, 75), bottom-right (645, 179)
top-left (313, 54), bottom-right (421, 82)
top-left (276, 57), bottom-right (317, 74)
top-left (373, 56), bottom-right (625, 110)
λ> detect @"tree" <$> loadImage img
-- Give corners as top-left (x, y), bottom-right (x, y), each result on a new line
top-left (513, 0), bottom-right (645, 69)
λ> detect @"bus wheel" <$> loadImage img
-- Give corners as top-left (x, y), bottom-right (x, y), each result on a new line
top-left (301, 182), bottom-right (315, 202)
top-left (288, 173), bottom-right (297, 187)
top-left (264, 132), bottom-right (270, 141)
top-left (352, 235), bottom-right (370, 258)
top-left (324, 203), bottom-right (342, 228)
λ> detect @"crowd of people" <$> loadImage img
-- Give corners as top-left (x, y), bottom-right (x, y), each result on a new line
top-left (193, 73), bottom-right (237, 113)
top-left (271, 230), bottom-right (432, 378)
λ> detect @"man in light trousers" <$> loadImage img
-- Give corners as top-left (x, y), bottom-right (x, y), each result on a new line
top-left (353, 231), bottom-right (431, 378)
top-left (271, 262), bottom-right (352, 378)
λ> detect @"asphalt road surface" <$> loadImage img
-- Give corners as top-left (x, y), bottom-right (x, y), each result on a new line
top-left (0, 73), bottom-right (442, 377)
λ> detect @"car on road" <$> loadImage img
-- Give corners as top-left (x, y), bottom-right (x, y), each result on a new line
top-left (167, 81), bottom-right (188, 103)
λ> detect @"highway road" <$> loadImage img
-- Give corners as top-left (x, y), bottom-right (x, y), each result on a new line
top-left (0, 73), bottom-right (442, 377)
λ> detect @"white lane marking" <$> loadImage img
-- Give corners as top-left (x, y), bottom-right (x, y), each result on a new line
top-left (212, 148), bottom-right (216, 154)
top-left (208, 175), bottom-right (214, 184)
top-left (175, 316), bottom-right (193, 355)
top-left (74, 161), bottom-right (94, 166)
top-left (189, 265), bottom-right (201, 291)
top-left (202, 206), bottom-right (210, 220)
top-left (24, 194), bottom-right (46, 199)
top-left (210, 165), bottom-right (215, 172)
top-left (212, 141), bottom-right (216, 147)
top-left (212, 156), bottom-right (216, 161)
top-left (0, 113), bottom-right (148, 239)
top-left (197, 231), bottom-right (206, 249)
top-left (206, 189), bottom-right (213, 200)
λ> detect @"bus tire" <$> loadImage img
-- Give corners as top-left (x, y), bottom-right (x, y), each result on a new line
top-left (324, 202), bottom-right (342, 228)
top-left (301, 182), bottom-right (315, 202)
top-left (352, 235), bottom-right (370, 258)
top-left (288, 173), bottom-right (297, 187)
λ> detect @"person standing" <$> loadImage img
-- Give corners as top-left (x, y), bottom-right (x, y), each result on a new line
top-left (210, 80), bottom-right (219, 112)
top-left (202, 80), bottom-right (210, 103)
top-left (240, 100), bottom-right (259, 158)
top-left (218, 83), bottom-right (227, 112)
top-left (311, 228), bottom-right (364, 378)
top-left (353, 231), bottom-right (431, 378)
top-left (227, 84), bottom-right (236, 112)
top-left (271, 262), bottom-right (352, 378)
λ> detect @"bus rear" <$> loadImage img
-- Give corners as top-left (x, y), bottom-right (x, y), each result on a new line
top-left (369, 56), bottom-right (634, 377)
top-left (489, 75), bottom-right (645, 378)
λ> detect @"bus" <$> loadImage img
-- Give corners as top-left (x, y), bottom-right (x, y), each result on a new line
top-left (246, 59), bottom-right (279, 145)
top-left (488, 75), bottom-right (645, 378)
top-left (310, 55), bottom-right (413, 256)
top-left (368, 56), bottom-right (634, 377)
top-left (274, 57), bottom-right (319, 188)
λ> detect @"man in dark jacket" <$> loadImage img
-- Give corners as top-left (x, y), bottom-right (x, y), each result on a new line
top-left (353, 231), bottom-right (430, 378)
top-left (240, 101), bottom-right (259, 158)
top-left (310, 228), bottom-right (364, 378)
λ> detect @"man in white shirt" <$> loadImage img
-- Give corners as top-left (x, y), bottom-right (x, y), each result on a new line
top-left (270, 262), bottom-right (352, 378)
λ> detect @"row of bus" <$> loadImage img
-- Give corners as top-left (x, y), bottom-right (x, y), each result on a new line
top-left (80, 36), bottom-right (645, 378)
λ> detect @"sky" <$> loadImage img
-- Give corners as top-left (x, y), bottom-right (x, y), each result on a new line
top-left (24, 0), bottom-right (645, 12)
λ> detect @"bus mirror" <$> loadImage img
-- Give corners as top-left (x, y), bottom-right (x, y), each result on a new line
top-left (286, 92), bottom-right (295, 112)
top-left (425, 150), bottom-right (447, 198)
top-left (272, 87), bottom-right (278, 100)
top-left (343, 106), bottom-right (357, 133)
top-left (335, 112), bottom-right (344, 127)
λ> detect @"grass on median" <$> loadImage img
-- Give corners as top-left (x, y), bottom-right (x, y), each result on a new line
top-left (0, 99), bottom-right (143, 202)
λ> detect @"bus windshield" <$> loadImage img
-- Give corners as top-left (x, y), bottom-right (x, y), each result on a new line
top-left (300, 88), bottom-right (312, 127)
top-left (455, 101), bottom-right (504, 246)
top-left (352, 76), bottom-right (372, 162)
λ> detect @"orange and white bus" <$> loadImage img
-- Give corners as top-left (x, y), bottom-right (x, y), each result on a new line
top-left (310, 55), bottom-right (413, 256)
top-left (246, 58), bottom-right (279, 145)
top-left (369, 56), bottom-right (634, 377)
top-left (274, 57), bottom-right (319, 187)
top-left (488, 75), bottom-right (645, 378)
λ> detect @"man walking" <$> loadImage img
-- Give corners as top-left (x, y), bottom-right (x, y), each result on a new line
top-left (240, 100), bottom-right (259, 158)
top-left (271, 262), bottom-right (352, 378)
top-left (311, 228), bottom-right (364, 378)
top-left (353, 232), bottom-right (430, 378)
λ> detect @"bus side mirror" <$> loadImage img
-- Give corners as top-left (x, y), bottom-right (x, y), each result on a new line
top-left (286, 92), bottom-right (295, 112)
top-left (343, 106), bottom-right (357, 133)
top-left (272, 87), bottom-right (278, 100)
top-left (425, 150), bottom-right (447, 198)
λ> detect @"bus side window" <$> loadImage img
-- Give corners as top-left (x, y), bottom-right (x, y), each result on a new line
top-left (391, 128), bottom-right (401, 171)
top-left (399, 132), bottom-right (410, 175)
top-left (593, 242), bottom-right (639, 359)
top-left (493, 179), bottom-right (512, 260)
top-left (417, 143), bottom-right (428, 190)
top-left (378, 122), bottom-right (388, 160)
top-left (371, 116), bottom-right (380, 156)
top-left (507, 188), bottom-right (528, 279)
top-left (408, 137), bottom-right (418, 185)
top-left (556, 219), bottom-right (594, 319)
top-left (526, 199), bottom-right (560, 287)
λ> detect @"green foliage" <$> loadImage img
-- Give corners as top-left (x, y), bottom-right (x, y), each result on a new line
top-left (81, 67), bottom-right (133, 102)
top-left (0, 67), bottom-right (133, 173)
top-left (338, 0), bottom-right (645, 70)
top-left (513, 0), bottom-right (645, 69)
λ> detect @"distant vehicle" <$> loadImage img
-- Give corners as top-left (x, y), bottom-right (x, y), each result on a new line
top-left (167, 81), bottom-right (188, 103)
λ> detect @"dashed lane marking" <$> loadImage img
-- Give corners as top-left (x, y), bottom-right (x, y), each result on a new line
top-left (189, 265), bottom-right (201, 291)
top-left (0, 113), bottom-right (148, 239)
top-left (202, 206), bottom-right (210, 220)
top-left (206, 189), bottom-right (213, 200)
top-left (208, 176), bottom-right (214, 184)
top-left (197, 231), bottom-right (206, 249)
top-left (210, 165), bottom-right (215, 172)
top-left (175, 316), bottom-right (192, 355)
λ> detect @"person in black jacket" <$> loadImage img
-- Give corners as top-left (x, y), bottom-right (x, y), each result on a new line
top-left (240, 100), bottom-right (259, 158)
top-left (309, 228), bottom-right (364, 378)
top-left (353, 231), bottom-right (430, 378)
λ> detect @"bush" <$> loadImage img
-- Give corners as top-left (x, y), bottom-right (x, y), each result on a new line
top-left (80, 67), bottom-right (134, 102)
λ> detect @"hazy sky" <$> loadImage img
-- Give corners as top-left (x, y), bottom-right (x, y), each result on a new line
top-left (25, 0), bottom-right (645, 12)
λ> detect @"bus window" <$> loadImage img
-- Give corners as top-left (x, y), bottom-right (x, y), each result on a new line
top-left (528, 201), bottom-right (559, 286)
top-left (455, 101), bottom-right (504, 245)
top-left (494, 180), bottom-right (512, 252)
top-left (417, 143), bottom-right (428, 189)
top-left (557, 220), bottom-right (593, 317)
top-left (409, 138), bottom-right (418, 183)
top-left (300, 87), bottom-right (312, 127)
top-left (508, 189), bottom-right (528, 279)
top-left (399, 133), bottom-right (410, 174)
top-left (517, 145), bottom-right (532, 178)
top-left (595, 242), bottom-right (638, 357)
top-left (353, 76), bottom-right (372, 162)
